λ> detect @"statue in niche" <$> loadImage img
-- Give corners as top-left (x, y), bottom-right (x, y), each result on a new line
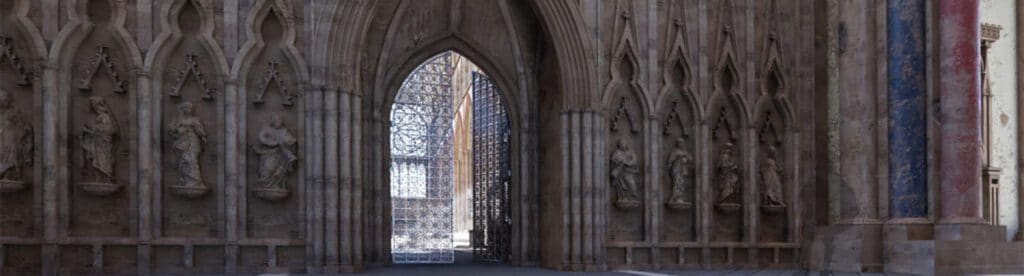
top-left (0, 90), bottom-right (33, 193)
top-left (78, 96), bottom-right (121, 196)
top-left (252, 114), bottom-right (298, 201)
top-left (665, 138), bottom-right (693, 210)
top-left (715, 142), bottom-right (741, 212)
top-left (610, 138), bottom-right (641, 209)
top-left (760, 146), bottom-right (786, 212)
top-left (168, 102), bottom-right (210, 198)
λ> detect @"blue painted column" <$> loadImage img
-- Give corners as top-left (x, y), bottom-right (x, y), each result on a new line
top-left (887, 0), bottom-right (929, 220)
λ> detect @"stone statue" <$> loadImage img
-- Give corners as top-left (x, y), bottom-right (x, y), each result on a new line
top-left (169, 102), bottom-right (208, 190)
top-left (252, 114), bottom-right (298, 191)
top-left (610, 138), bottom-right (640, 209)
top-left (0, 90), bottom-right (33, 193)
top-left (665, 138), bottom-right (692, 209)
top-left (761, 146), bottom-right (785, 207)
top-left (80, 96), bottom-right (119, 185)
top-left (716, 142), bottom-right (740, 205)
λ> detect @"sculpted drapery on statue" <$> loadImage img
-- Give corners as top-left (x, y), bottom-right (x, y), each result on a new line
top-left (168, 102), bottom-right (210, 198)
top-left (716, 142), bottom-right (741, 210)
top-left (610, 138), bottom-right (641, 209)
top-left (666, 138), bottom-right (693, 210)
top-left (252, 114), bottom-right (297, 201)
top-left (760, 146), bottom-right (785, 208)
top-left (0, 90), bottom-right (33, 193)
top-left (78, 96), bottom-right (121, 196)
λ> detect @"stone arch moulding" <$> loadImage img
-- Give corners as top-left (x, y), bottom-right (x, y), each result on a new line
top-left (376, 38), bottom-right (526, 247)
top-left (231, 0), bottom-right (310, 246)
top-left (317, 0), bottom-right (597, 269)
top-left (655, 12), bottom-right (702, 245)
top-left (529, 1), bottom-right (599, 109)
top-left (143, 0), bottom-right (231, 240)
top-left (379, 39), bottom-right (521, 124)
top-left (47, 0), bottom-right (143, 239)
top-left (1, 0), bottom-right (46, 87)
top-left (0, 0), bottom-right (47, 239)
top-left (365, 0), bottom-right (534, 266)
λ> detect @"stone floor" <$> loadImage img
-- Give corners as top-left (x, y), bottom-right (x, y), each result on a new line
top-left (351, 266), bottom-right (806, 276)
top-left (334, 250), bottom-right (807, 276)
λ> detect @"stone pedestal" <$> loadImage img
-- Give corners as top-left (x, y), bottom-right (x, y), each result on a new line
top-left (934, 224), bottom-right (1023, 274)
top-left (811, 224), bottom-right (883, 273)
top-left (883, 223), bottom-right (935, 275)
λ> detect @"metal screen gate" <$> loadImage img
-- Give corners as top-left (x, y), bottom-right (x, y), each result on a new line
top-left (390, 52), bottom-right (455, 264)
top-left (470, 72), bottom-right (512, 263)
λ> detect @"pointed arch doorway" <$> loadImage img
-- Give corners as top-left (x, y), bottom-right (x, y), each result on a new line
top-left (388, 51), bottom-right (512, 264)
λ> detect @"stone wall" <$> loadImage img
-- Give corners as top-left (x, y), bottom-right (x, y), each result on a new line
top-left (981, 0), bottom-right (1020, 241)
top-left (1, 0), bottom-right (1017, 274)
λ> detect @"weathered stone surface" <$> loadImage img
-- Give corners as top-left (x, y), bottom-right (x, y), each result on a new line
top-left (0, 0), bottom-right (1019, 275)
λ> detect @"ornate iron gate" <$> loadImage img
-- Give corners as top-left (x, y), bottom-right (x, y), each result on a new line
top-left (470, 72), bottom-right (512, 263)
top-left (390, 52), bottom-right (455, 264)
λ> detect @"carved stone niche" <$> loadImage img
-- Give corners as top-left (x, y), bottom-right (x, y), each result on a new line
top-left (756, 107), bottom-right (789, 243)
top-left (660, 63), bottom-right (696, 212)
top-left (0, 42), bottom-right (34, 195)
top-left (153, 0), bottom-right (225, 238)
top-left (160, 0), bottom-right (221, 201)
top-left (708, 94), bottom-right (746, 242)
top-left (67, 24), bottom-right (137, 237)
top-left (606, 64), bottom-right (649, 245)
top-left (240, 3), bottom-right (304, 239)
top-left (659, 97), bottom-right (699, 243)
top-left (757, 110), bottom-right (787, 214)
top-left (0, 20), bottom-right (40, 237)
top-left (609, 95), bottom-right (643, 211)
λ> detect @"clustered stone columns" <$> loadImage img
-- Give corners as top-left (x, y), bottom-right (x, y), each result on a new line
top-left (937, 0), bottom-right (984, 225)
top-left (560, 109), bottom-right (606, 271)
top-left (886, 0), bottom-right (928, 223)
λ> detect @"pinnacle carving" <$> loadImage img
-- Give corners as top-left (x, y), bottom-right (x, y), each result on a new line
top-left (254, 59), bottom-right (294, 106)
top-left (0, 36), bottom-right (32, 87)
top-left (662, 100), bottom-right (689, 137)
top-left (171, 53), bottom-right (216, 101)
top-left (78, 46), bottom-right (127, 93)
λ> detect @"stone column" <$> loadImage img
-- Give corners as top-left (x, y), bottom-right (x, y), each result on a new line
top-left (837, 0), bottom-right (880, 224)
top-left (937, 0), bottom-right (983, 224)
top-left (815, 1), bottom-right (886, 272)
top-left (883, 5), bottom-right (935, 273)
top-left (886, 0), bottom-right (929, 221)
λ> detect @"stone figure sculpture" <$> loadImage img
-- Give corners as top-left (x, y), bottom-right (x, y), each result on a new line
top-left (168, 102), bottom-right (210, 198)
top-left (0, 90), bottom-right (33, 193)
top-left (665, 138), bottom-right (692, 210)
top-left (761, 146), bottom-right (785, 210)
top-left (252, 114), bottom-right (298, 201)
top-left (716, 142), bottom-right (740, 211)
top-left (610, 138), bottom-right (641, 209)
top-left (78, 96), bottom-right (120, 196)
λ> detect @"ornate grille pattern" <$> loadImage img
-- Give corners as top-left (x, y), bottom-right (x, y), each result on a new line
top-left (470, 72), bottom-right (512, 262)
top-left (390, 52), bottom-right (455, 264)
